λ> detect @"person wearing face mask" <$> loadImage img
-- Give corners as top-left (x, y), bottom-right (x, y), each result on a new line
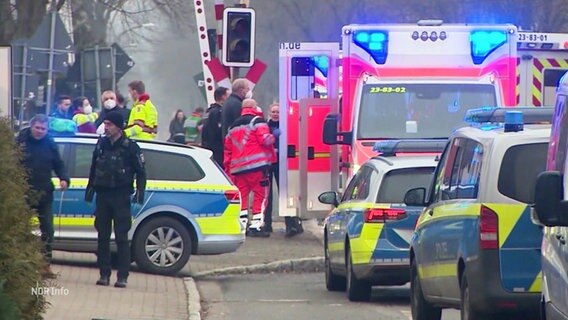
top-left (221, 78), bottom-right (252, 138)
top-left (95, 90), bottom-right (121, 131)
top-left (72, 96), bottom-right (99, 133)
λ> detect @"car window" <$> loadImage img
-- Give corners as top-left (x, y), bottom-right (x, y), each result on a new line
top-left (353, 166), bottom-right (373, 200)
top-left (68, 143), bottom-right (95, 178)
top-left (549, 94), bottom-right (568, 172)
top-left (437, 138), bottom-right (483, 201)
top-left (498, 143), bottom-right (548, 203)
top-left (455, 140), bottom-right (483, 199)
top-left (377, 167), bottom-right (434, 203)
top-left (144, 149), bottom-right (205, 181)
top-left (433, 138), bottom-right (461, 202)
top-left (341, 173), bottom-right (360, 202)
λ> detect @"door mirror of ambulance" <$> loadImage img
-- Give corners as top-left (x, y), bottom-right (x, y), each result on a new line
top-left (534, 171), bottom-right (568, 227)
top-left (323, 113), bottom-right (340, 145)
top-left (404, 187), bottom-right (427, 207)
top-left (319, 191), bottom-right (339, 207)
top-left (323, 113), bottom-right (352, 145)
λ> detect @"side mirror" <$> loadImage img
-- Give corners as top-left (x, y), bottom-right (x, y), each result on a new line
top-left (318, 191), bottom-right (339, 207)
top-left (323, 113), bottom-right (352, 145)
top-left (534, 171), bottom-right (568, 227)
top-left (404, 187), bottom-right (427, 207)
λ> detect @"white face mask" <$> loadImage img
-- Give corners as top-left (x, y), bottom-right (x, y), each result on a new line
top-left (83, 105), bottom-right (93, 114)
top-left (245, 90), bottom-right (253, 99)
top-left (104, 99), bottom-right (117, 110)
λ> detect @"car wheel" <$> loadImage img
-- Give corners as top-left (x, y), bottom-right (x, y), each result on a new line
top-left (461, 275), bottom-right (491, 320)
top-left (540, 295), bottom-right (547, 320)
top-left (410, 261), bottom-right (442, 320)
top-left (324, 237), bottom-right (346, 291)
top-left (133, 216), bottom-right (192, 275)
top-left (346, 244), bottom-right (371, 302)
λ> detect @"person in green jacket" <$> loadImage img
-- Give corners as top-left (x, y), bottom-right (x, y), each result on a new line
top-left (184, 107), bottom-right (204, 145)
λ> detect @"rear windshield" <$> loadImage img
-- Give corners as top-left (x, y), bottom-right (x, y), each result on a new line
top-left (377, 167), bottom-right (434, 203)
top-left (498, 143), bottom-right (548, 203)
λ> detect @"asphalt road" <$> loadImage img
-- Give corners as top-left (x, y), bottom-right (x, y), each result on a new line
top-left (197, 272), bottom-right (461, 320)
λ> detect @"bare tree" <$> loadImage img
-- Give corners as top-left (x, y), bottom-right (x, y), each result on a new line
top-left (69, 0), bottom-right (194, 51)
top-left (0, 0), bottom-right (67, 43)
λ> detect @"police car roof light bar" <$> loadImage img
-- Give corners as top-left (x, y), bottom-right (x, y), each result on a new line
top-left (464, 107), bottom-right (554, 124)
top-left (373, 139), bottom-right (447, 156)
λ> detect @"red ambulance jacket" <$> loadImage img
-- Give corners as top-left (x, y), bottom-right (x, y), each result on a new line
top-left (224, 108), bottom-right (275, 175)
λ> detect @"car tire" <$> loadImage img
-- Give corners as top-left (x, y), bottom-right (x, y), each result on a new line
top-left (133, 216), bottom-right (192, 275)
top-left (461, 275), bottom-right (491, 320)
top-left (541, 295), bottom-right (548, 320)
top-left (410, 261), bottom-right (442, 320)
top-left (346, 244), bottom-right (371, 302)
top-left (324, 237), bottom-right (346, 291)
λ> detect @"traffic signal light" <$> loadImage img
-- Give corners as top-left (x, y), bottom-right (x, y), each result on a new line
top-left (222, 7), bottom-right (256, 67)
top-left (207, 29), bottom-right (217, 57)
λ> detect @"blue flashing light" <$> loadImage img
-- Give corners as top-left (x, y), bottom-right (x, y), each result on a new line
top-left (373, 140), bottom-right (398, 154)
top-left (470, 30), bottom-right (507, 65)
top-left (355, 32), bottom-right (370, 43)
top-left (373, 139), bottom-right (447, 156)
top-left (464, 106), bottom-right (553, 130)
top-left (312, 55), bottom-right (329, 77)
top-left (504, 111), bottom-right (524, 132)
top-left (353, 30), bottom-right (388, 64)
top-left (370, 32), bottom-right (386, 42)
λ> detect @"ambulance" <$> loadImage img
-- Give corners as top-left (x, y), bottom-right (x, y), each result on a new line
top-left (517, 31), bottom-right (568, 106)
top-left (278, 21), bottom-right (518, 220)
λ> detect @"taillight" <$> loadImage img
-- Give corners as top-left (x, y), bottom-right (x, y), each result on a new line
top-left (365, 208), bottom-right (407, 223)
top-left (224, 190), bottom-right (241, 204)
top-left (479, 205), bottom-right (499, 249)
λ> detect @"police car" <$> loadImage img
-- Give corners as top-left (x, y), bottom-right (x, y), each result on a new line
top-left (404, 107), bottom-right (553, 320)
top-left (533, 72), bottom-right (568, 320)
top-left (50, 133), bottom-right (244, 275)
top-left (318, 140), bottom-right (443, 302)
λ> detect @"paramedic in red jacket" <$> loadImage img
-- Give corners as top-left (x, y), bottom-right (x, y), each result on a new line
top-left (224, 99), bottom-right (275, 238)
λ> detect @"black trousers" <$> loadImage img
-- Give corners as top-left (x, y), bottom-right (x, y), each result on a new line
top-left (94, 190), bottom-right (132, 279)
top-left (30, 190), bottom-right (54, 260)
top-left (264, 162), bottom-right (279, 228)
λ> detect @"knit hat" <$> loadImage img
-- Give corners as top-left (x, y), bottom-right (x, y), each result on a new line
top-left (104, 111), bottom-right (124, 129)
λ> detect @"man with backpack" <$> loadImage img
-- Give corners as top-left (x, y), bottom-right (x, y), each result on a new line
top-left (202, 87), bottom-right (229, 167)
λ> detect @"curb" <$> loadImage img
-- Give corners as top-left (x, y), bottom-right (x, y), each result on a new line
top-left (190, 256), bottom-right (324, 278)
top-left (184, 277), bottom-right (202, 320)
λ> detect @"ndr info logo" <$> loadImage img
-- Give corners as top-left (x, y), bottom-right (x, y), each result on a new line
top-left (31, 282), bottom-right (69, 296)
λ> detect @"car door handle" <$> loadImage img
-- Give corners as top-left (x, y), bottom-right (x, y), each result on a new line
top-left (555, 234), bottom-right (566, 245)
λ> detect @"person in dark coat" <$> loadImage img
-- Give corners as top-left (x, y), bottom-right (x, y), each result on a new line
top-left (202, 87), bottom-right (229, 167)
top-left (16, 114), bottom-right (70, 278)
top-left (168, 109), bottom-right (186, 144)
top-left (85, 111), bottom-right (146, 288)
top-left (221, 78), bottom-right (252, 138)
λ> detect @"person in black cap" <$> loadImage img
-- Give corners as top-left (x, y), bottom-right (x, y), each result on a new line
top-left (85, 111), bottom-right (146, 288)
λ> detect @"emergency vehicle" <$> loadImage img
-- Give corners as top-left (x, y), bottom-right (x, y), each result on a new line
top-left (318, 139), bottom-right (441, 302)
top-left (279, 21), bottom-right (518, 220)
top-left (533, 71), bottom-right (568, 320)
top-left (45, 133), bottom-right (245, 276)
top-left (517, 31), bottom-right (568, 107)
top-left (404, 107), bottom-right (553, 320)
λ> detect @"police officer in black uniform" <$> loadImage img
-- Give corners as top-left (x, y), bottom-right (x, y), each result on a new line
top-left (85, 112), bottom-right (146, 288)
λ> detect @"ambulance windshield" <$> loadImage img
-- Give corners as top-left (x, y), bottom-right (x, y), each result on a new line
top-left (357, 83), bottom-right (497, 139)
